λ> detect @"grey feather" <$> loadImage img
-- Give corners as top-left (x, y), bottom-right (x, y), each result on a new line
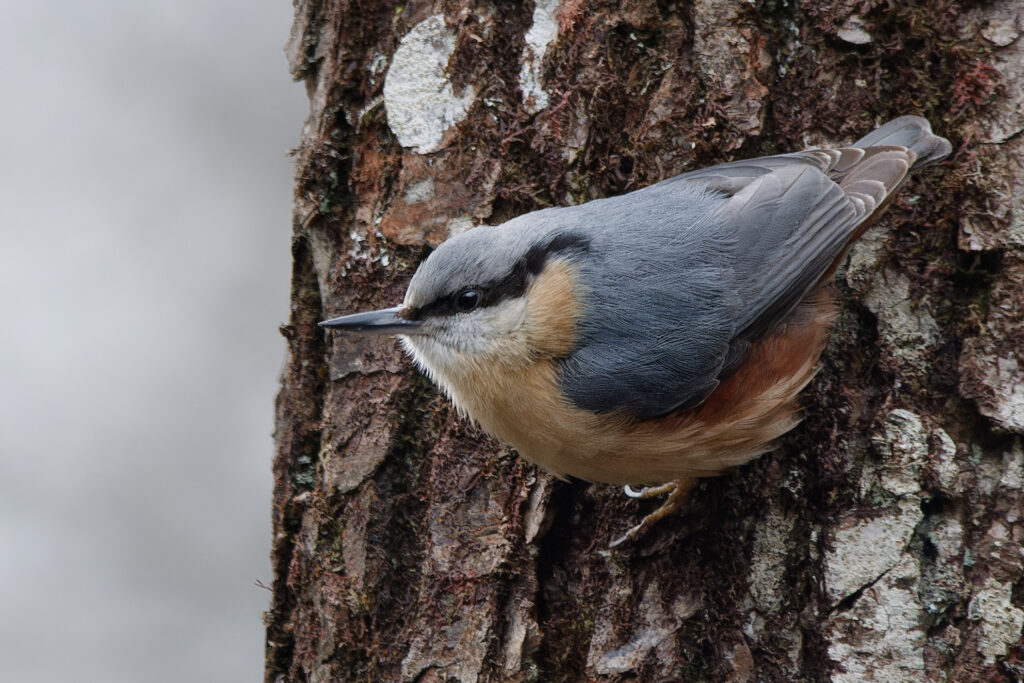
top-left (558, 183), bottom-right (741, 418)
top-left (852, 115), bottom-right (952, 166)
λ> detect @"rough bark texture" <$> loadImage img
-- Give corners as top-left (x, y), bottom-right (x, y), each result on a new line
top-left (267, 1), bottom-right (1024, 680)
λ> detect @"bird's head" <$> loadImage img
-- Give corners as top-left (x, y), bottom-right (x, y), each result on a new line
top-left (320, 223), bottom-right (590, 386)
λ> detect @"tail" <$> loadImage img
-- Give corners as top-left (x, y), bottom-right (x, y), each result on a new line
top-left (853, 116), bottom-right (952, 169)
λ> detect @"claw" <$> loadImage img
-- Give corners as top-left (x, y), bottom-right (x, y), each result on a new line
top-left (623, 484), bottom-right (645, 498)
top-left (622, 482), bottom-right (678, 499)
top-left (610, 478), bottom-right (696, 548)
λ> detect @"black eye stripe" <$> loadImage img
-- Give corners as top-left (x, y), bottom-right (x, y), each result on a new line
top-left (409, 232), bottom-right (590, 320)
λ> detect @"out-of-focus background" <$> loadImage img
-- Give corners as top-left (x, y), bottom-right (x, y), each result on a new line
top-left (0, 2), bottom-right (304, 680)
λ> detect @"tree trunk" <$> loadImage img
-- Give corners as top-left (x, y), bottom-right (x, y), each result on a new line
top-left (266, 1), bottom-right (1024, 680)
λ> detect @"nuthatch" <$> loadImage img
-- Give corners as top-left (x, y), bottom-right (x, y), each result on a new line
top-left (321, 116), bottom-right (951, 545)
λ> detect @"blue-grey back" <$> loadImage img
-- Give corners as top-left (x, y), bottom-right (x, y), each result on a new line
top-left (549, 182), bottom-right (741, 419)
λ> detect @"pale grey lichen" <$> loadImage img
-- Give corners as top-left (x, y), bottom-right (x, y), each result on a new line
top-left (383, 15), bottom-right (476, 153)
top-left (519, 0), bottom-right (560, 113)
top-left (968, 578), bottom-right (1024, 664)
top-left (964, 346), bottom-right (1024, 433)
top-left (932, 428), bottom-right (960, 493)
top-left (860, 268), bottom-right (941, 377)
top-left (869, 409), bottom-right (928, 496)
top-left (827, 555), bottom-right (926, 682)
top-left (837, 15), bottom-right (873, 45)
top-left (824, 498), bottom-right (922, 605)
top-left (748, 508), bottom-right (796, 613)
top-left (982, 15), bottom-right (1021, 47)
top-left (920, 514), bottom-right (967, 614)
top-left (446, 216), bottom-right (476, 238)
top-left (998, 439), bottom-right (1024, 491)
top-left (843, 224), bottom-right (891, 295)
top-left (692, 0), bottom-right (769, 138)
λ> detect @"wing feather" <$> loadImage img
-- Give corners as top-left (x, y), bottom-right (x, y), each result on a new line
top-left (559, 118), bottom-right (948, 419)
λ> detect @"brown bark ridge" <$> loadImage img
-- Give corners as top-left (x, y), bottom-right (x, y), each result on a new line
top-left (266, 1), bottom-right (1024, 680)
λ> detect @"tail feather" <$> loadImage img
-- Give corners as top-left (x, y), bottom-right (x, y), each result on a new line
top-left (854, 115), bottom-right (952, 168)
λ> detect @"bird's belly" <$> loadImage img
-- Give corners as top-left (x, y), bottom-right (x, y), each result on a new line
top-left (451, 362), bottom-right (802, 485)
top-left (482, 400), bottom-right (800, 485)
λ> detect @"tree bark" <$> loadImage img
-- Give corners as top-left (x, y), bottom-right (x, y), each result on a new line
top-left (267, 1), bottom-right (1024, 680)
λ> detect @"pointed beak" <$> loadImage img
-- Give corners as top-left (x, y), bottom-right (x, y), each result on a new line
top-left (318, 306), bottom-right (422, 335)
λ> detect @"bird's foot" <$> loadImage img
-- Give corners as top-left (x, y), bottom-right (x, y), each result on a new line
top-left (609, 478), bottom-right (696, 548)
top-left (622, 482), bottom-right (678, 499)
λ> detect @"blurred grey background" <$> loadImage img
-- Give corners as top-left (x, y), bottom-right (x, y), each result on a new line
top-left (0, 2), bottom-right (305, 680)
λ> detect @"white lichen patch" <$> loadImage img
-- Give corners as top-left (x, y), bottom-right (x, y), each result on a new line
top-left (860, 268), bottom-right (941, 377)
top-left (999, 439), bottom-right (1024, 491)
top-left (968, 578), bottom-right (1024, 664)
top-left (921, 514), bottom-right (967, 614)
top-left (518, 0), bottom-right (560, 113)
top-left (825, 498), bottom-right (922, 605)
top-left (748, 508), bottom-right (796, 612)
top-left (982, 14), bottom-right (1021, 46)
top-left (969, 349), bottom-right (1024, 433)
top-left (843, 224), bottom-right (890, 295)
top-left (827, 555), bottom-right (926, 682)
top-left (446, 216), bottom-right (475, 238)
top-left (837, 15), bottom-right (873, 44)
top-left (869, 409), bottom-right (928, 496)
top-left (932, 428), bottom-right (960, 493)
top-left (383, 15), bottom-right (476, 153)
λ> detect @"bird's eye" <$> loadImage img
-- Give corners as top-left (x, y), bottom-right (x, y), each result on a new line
top-left (455, 289), bottom-right (481, 312)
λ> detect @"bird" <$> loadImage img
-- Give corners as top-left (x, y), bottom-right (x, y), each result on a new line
top-left (320, 116), bottom-right (951, 546)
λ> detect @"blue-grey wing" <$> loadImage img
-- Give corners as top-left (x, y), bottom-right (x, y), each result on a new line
top-left (702, 146), bottom-right (914, 339)
top-left (559, 145), bottom-right (916, 420)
